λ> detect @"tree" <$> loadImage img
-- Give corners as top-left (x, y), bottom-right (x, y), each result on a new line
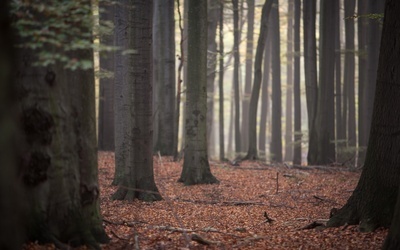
top-left (153, 0), bottom-right (176, 156)
top-left (313, 0), bottom-right (336, 164)
top-left (292, 0), bottom-right (301, 165)
top-left (232, 0), bottom-right (241, 155)
top-left (113, 0), bottom-right (162, 201)
top-left (303, 0), bottom-right (318, 165)
top-left (13, 1), bottom-right (109, 248)
top-left (245, 0), bottom-right (273, 160)
top-left (270, 0), bottom-right (282, 162)
top-left (178, 0), bottom-right (219, 185)
top-left (218, 0), bottom-right (225, 161)
top-left (328, 0), bottom-right (400, 232)
top-left (285, 0), bottom-right (294, 162)
top-left (98, 1), bottom-right (115, 151)
top-left (241, 0), bottom-right (255, 153)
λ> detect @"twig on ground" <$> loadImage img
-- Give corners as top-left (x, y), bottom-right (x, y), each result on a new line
top-left (110, 230), bottom-right (129, 241)
top-left (174, 198), bottom-right (268, 206)
top-left (191, 233), bottom-right (222, 246)
top-left (300, 221), bottom-right (325, 230)
top-left (264, 211), bottom-right (275, 223)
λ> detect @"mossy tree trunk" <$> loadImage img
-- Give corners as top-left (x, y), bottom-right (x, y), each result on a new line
top-left (113, 0), bottom-right (162, 201)
top-left (178, 0), bottom-right (219, 185)
top-left (328, 0), bottom-right (400, 233)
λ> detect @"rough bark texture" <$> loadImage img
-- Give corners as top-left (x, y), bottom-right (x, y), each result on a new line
top-left (328, 0), bottom-right (400, 232)
top-left (98, 1), bottom-right (115, 152)
top-left (232, 0), bottom-right (241, 155)
top-left (292, 0), bottom-right (301, 165)
top-left (314, 0), bottom-right (336, 164)
top-left (284, 0), bottom-right (293, 162)
top-left (245, 0), bottom-right (273, 160)
top-left (303, 0), bottom-right (318, 165)
top-left (178, 0), bottom-right (219, 185)
top-left (153, 0), bottom-right (176, 156)
top-left (218, 1), bottom-right (225, 161)
top-left (241, 0), bottom-right (255, 153)
top-left (113, 0), bottom-right (162, 201)
top-left (270, 0), bottom-right (282, 162)
top-left (0, 2), bottom-right (25, 248)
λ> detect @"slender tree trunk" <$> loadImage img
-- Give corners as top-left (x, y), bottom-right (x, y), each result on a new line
top-left (293, 0), bottom-right (302, 165)
top-left (179, 0), bottom-right (219, 185)
top-left (232, 0), bottom-right (241, 155)
top-left (328, 0), bottom-right (400, 232)
top-left (218, 1), bottom-right (225, 161)
top-left (314, 0), bottom-right (336, 164)
top-left (245, 0), bottom-right (273, 160)
top-left (303, 0), bottom-right (318, 165)
top-left (285, 0), bottom-right (294, 162)
top-left (153, 0), bottom-right (176, 156)
top-left (259, 36), bottom-right (271, 160)
top-left (241, 0), bottom-right (255, 152)
top-left (270, 0), bottom-right (283, 162)
top-left (113, 0), bottom-right (161, 201)
top-left (98, 1), bottom-right (115, 151)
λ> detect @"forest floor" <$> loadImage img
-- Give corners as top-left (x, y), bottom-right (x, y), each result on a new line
top-left (98, 152), bottom-right (387, 250)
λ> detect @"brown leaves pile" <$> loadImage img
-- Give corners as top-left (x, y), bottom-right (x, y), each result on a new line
top-left (99, 152), bottom-right (387, 250)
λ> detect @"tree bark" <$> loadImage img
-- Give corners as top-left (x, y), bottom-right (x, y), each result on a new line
top-left (232, 0), bottom-right (241, 155)
top-left (218, 1), bottom-right (225, 161)
top-left (285, 0), bottom-right (294, 162)
top-left (328, 0), bottom-right (400, 232)
top-left (178, 0), bottom-right (219, 185)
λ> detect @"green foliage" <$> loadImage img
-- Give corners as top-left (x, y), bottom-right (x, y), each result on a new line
top-left (11, 0), bottom-right (116, 70)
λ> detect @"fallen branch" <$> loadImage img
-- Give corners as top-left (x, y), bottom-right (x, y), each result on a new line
top-left (300, 221), bottom-right (325, 230)
top-left (191, 233), bottom-right (222, 246)
top-left (110, 230), bottom-right (129, 241)
top-left (175, 198), bottom-right (267, 206)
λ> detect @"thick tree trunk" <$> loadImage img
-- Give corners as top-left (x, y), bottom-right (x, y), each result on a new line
top-left (270, 0), bottom-right (283, 162)
top-left (113, 0), bottom-right (161, 201)
top-left (328, 0), bottom-right (400, 232)
top-left (303, 0), bottom-right (318, 165)
top-left (98, 2), bottom-right (115, 151)
top-left (153, 0), bottom-right (176, 156)
top-left (292, 0), bottom-right (301, 165)
top-left (179, 0), bottom-right (219, 185)
top-left (232, 0), bottom-right (241, 155)
top-left (314, 0), bottom-right (336, 164)
top-left (245, 0), bottom-right (273, 160)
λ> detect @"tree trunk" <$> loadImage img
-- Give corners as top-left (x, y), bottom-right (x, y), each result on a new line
top-left (232, 0), bottom-right (241, 155)
top-left (314, 0), bottom-right (336, 164)
top-left (98, 1), bottom-right (115, 151)
top-left (285, 0), bottom-right (294, 162)
top-left (113, 0), bottom-right (162, 201)
top-left (245, 0), bottom-right (273, 160)
top-left (218, 1), bottom-right (225, 161)
top-left (328, 0), bottom-right (400, 232)
top-left (241, 0), bottom-right (255, 153)
top-left (303, 0), bottom-right (318, 165)
top-left (178, 0), bottom-right (219, 185)
top-left (153, 0), bottom-right (176, 156)
top-left (270, 0), bottom-right (283, 162)
top-left (293, 0), bottom-right (301, 165)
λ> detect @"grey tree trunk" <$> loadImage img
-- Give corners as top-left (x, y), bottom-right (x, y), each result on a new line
top-left (232, 0), bottom-right (241, 155)
top-left (218, 1), bottom-right (225, 161)
top-left (303, 0), bottom-right (318, 165)
top-left (241, 0), bottom-right (255, 153)
top-left (0, 2), bottom-right (25, 247)
top-left (178, 0), bottom-right (219, 185)
top-left (293, 0), bottom-right (302, 165)
top-left (206, 0), bottom-right (219, 158)
top-left (270, 0), bottom-right (283, 162)
top-left (98, 2), bottom-right (115, 151)
top-left (314, 0), bottom-right (336, 164)
top-left (328, 0), bottom-right (400, 232)
top-left (245, 0), bottom-right (273, 160)
top-left (259, 36), bottom-right (271, 160)
top-left (153, 0), bottom-right (176, 156)
top-left (285, 0), bottom-right (294, 162)
top-left (344, 0), bottom-right (356, 152)
top-left (113, 0), bottom-right (162, 201)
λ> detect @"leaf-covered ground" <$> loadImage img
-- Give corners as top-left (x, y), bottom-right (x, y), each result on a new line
top-left (99, 152), bottom-right (387, 249)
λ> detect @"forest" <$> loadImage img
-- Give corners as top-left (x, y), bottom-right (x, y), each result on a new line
top-left (2, 0), bottom-right (400, 249)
